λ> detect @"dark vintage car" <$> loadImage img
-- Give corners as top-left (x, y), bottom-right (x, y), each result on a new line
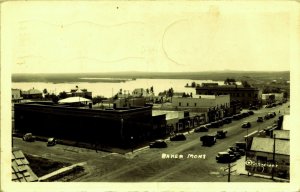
top-left (241, 122), bottom-right (251, 128)
top-left (223, 117), bottom-right (232, 124)
top-left (194, 125), bottom-right (209, 132)
top-left (23, 133), bottom-right (36, 142)
top-left (257, 116), bottom-right (264, 122)
top-left (216, 152), bottom-right (236, 163)
top-left (216, 130), bottom-right (227, 139)
top-left (249, 106), bottom-right (258, 110)
top-left (200, 134), bottom-right (217, 146)
top-left (170, 133), bottom-right (186, 141)
top-left (235, 141), bottom-right (247, 150)
top-left (247, 110), bottom-right (254, 115)
top-left (149, 140), bottom-right (167, 148)
top-left (47, 137), bottom-right (57, 146)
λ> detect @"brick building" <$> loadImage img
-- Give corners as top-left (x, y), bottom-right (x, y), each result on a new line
top-left (195, 83), bottom-right (261, 108)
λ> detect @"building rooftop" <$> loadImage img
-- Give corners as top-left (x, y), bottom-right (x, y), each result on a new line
top-left (273, 130), bottom-right (290, 140)
top-left (250, 137), bottom-right (289, 156)
top-left (22, 88), bottom-right (42, 95)
top-left (12, 148), bottom-right (38, 182)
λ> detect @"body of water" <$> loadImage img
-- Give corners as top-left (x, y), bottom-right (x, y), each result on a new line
top-left (12, 79), bottom-right (225, 98)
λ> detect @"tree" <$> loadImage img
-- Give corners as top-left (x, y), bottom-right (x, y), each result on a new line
top-left (43, 88), bottom-right (48, 95)
top-left (59, 91), bottom-right (68, 99)
top-left (146, 88), bottom-right (150, 94)
top-left (241, 80), bottom-right (251, 88)
top-left (50, 93), bottom-right (59, 104)
top-left (167, 87), bottom-right (174, 98)
top-left (92, 96), bottom-right (106, 104)
top-left (191, 82), bottom-right (196, 87)
top-left (224, 78), bottom-right (236, 85)
top-left (150, 86), bottom-right (154, 93)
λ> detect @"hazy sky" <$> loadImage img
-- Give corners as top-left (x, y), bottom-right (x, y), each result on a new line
top-left (2, 1), bottom-right (297, 73)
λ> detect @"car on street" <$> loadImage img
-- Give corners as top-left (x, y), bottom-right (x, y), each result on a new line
top-left (194, 125), bottom-right (209, 132)
top-left (247, 110), bottom-right (254, 115)
top-left (227, 149), bottom-right (241, 159)
top-left (249, 106), bottom-right (258, 110)
top-left (210, 121), bottom-right (220, 128)
top-left (23, 133), bottom-right (36, 142)
top-left (200, 134), bottom-right (217, 146)
top-left (149, 140), bottom-right (167, 148)
top-left (47, 137), bottom-right (57, 146)
top-left (216, 130), bottom-right (227, 139)
top-left (229, 146), bottom-right (245, 156)
top-left (235, 141), bottom-right (247, 150)
top-left (170, 133), bottom-right (186, 141)
top-left (241, 122), bottom-right (251, 128)
top-left (257, 117), bottom-right (264, 122)
top-left (223, 117), bottom-right (232, 124)
top-left (216, 152), bottom-right (236, 163)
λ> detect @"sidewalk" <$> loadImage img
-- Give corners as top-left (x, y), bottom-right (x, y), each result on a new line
top-left (38, 162), bottom-right (87, 181)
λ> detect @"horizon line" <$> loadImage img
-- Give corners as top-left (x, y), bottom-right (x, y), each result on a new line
top-left (12, 70), bottom-right (290, 75)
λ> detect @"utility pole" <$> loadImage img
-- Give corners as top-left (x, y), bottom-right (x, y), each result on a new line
top-left (272, 134), bottom-right (276, 180)
top-left (223, 163), bottom-right (236, 182)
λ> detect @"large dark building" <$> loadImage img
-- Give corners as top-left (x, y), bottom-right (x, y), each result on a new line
top-left (14, 102), bottom-right (165, 149)
top-left (196, 83), bottom-right (261, 108)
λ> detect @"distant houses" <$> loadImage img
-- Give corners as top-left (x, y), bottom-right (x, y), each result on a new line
top-left (21, 88), bottom-right (43, 99)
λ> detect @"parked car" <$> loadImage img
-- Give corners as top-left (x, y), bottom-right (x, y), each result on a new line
top-left (232, 114), bottom-right (241, 120)
top-left (257, 116), bottom-right (264, 122)
top-left (170, 133), bottom-right (186, 141)
top-left (264, 114), bottom-right (271, 120)
top-left (23, 133), bottom-right (36, 142)
top-left (216, 152), bottom-right (236, 163)
top-left (247, 110), bottom-right (254, 115)
top-left (216, 130), bottom-right (227, 139)
top-left (47, 137), bottom-right (57, 146)
top-left (235, 141), bottom-right (247, 150)
top-left (211, 121), bottom-right (220, 128)
top-left (241, 122), bottom-right (251, 128)
top-left (227, 149), bottom-right (241, 159)
top-left (194, 125), bottom-right (209, 132)
top-left (223, 117), bottom-right (232, 124)
top-left (249, 106), bottom-right (258, 110)
top-left (149, 140), bottom-right (167, 148)
top-left (229, 146), bottom-right (245, 156)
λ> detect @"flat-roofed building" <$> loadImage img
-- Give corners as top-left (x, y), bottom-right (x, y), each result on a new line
top-left (171, 95), bottom-right (230, 122)
top-left (14, 102), bottom-right (158, 149)
top-left (246, 137), bottom-right (290, 179)
top-left (196, 83), bottom-right (261, 108)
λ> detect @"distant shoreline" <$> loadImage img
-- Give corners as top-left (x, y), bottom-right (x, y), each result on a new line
top-left (12, 71), bottom-right (290, 83)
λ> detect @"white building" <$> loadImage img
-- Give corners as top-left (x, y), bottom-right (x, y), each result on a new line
top-left (172, 95), bottom-right (230, 111)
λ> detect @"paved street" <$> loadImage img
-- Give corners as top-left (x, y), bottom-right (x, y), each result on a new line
top-left (13, 102), bottom-right (289, 182)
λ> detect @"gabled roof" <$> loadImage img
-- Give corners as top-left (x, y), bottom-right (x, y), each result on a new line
top-left (22, 89), bottom-right (42, 95)
top-left (250, 137), bottom-right (289, 156)
top-left (12, 148), bottom-right (38, 182)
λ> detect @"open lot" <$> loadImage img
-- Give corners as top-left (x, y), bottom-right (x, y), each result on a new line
top-left (13, 102), bottom-right (289, 182)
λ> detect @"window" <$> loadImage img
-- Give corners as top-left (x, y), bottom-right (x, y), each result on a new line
top-left (187, 103), bottom-right (189, 107)
top-left (194, 103), bottom-right (197, 107)
top-left (179, 102), bottom-right (181, 106)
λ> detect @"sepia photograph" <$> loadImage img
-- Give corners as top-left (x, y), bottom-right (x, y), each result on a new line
top-left (1, 1), bottom-right (300, 191)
